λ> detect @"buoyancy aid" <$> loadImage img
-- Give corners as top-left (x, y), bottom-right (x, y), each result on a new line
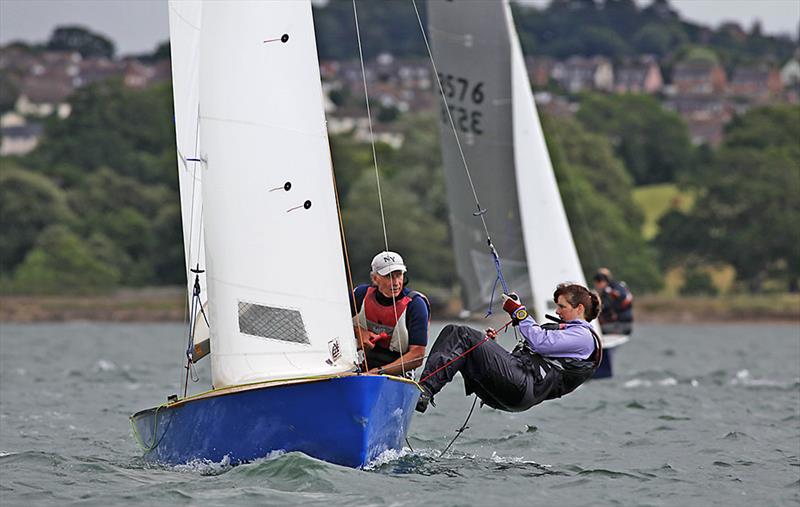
top-left (353, 287), bottom-right (429, 354)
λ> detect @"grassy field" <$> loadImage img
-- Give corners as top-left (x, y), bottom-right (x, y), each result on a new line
top-left (632, 183), bottom-right (695, 240)
top-left (637, 292), bottom-right (800, 323)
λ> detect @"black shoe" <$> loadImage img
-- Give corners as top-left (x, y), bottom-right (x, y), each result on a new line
top-left (415, 386), bottom-right (435, 413)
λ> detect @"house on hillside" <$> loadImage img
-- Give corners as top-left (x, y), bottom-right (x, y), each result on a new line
top-left (77, 57), bottom-right (125, 87)
top-left (525, 56), bottom-right (555, 88)
top-left (780, 55), bottom-right (800, 87)
top-left (780, 55), bottom-right (800, 103)
top-left (0, 122), bottom-right (43, 156)
top-left (122, 60), bottom-right (156, 89)
top-left (614, 56), bottom-right (663, 94)
top-left (664, 95), bottom-right (730, 146)
top-left (533, 91), bottom-right (576, 118)
top-left (552, 56), bottom-right (614, 93)
top-left (15, 76), bottom-right (73, 118)
top-left (0, 45), bottom-right (38, 76)
top-left (728, 63), bottom-right (782, 103)
top-left (672, 60), bottom-right (727, 95)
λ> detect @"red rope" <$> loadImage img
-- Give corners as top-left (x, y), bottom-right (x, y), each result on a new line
top-left (420, 319), bottom-right (513, 384)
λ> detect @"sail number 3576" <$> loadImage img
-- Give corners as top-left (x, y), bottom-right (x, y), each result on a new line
top-left (437, 73), bottom-right (484, 135)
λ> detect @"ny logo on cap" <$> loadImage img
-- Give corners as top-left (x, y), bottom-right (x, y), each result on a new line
top-left (383, 255), bottom-right (395, 262)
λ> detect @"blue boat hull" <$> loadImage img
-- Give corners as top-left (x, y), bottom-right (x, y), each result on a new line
top-left (131, 375), bottom-right (420, 468)
top-left (592, 346), bottom-right (615, 379)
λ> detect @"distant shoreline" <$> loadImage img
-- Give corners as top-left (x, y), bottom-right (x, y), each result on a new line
top-left (1, 288), bottom-right (798, 324)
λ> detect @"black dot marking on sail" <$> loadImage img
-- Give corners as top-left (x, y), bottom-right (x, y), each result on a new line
top-left (284, 182), bottom-right (292, 191)
top-left (281, 34), bottom-right (289, 43)
top-left (286, 200), bottom-right (312, 213)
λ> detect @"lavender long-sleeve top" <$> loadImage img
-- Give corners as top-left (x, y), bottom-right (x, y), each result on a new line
top-left (518, 316), bottom-right (595, 359)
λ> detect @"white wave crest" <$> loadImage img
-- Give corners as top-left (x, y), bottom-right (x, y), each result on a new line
top-left (730, 369), bottom-right (799, 388)
top-left (624, 377), bottom-right (678, 389)
top-left (363, 447), bottom-right (412, 469)
top-left (173, 454), bottom-right (233, 475)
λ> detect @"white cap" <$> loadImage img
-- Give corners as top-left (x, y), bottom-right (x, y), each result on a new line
top-left (371, 251), bottom-right (407, 276)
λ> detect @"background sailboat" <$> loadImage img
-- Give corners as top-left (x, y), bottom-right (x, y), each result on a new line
top-left (131, 0), bottom-right (419, 468)
top-left (428, 0), bottom-right (628, 377)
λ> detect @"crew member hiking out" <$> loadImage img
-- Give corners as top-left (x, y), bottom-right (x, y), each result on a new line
top-left (351, 251), bottom-right (430, 377)
top-left (415, 283), bottom-right (602, 413)
top-left (592, 268), bottom-right (634, 335)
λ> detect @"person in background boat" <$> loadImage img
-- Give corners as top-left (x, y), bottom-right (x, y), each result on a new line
top-left (351, 251), bottom-right (430, 377)
top-left (415, 283), bottom-right (602, 414)
top-left (592, 268), bottom-right (633, 335)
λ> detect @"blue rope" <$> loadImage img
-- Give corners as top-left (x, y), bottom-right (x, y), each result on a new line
top-left (484, 241), bottom-right (509, 317)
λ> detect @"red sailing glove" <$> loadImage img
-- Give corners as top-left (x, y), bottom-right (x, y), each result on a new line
top-left (501, 293), bottom-right (528, 325)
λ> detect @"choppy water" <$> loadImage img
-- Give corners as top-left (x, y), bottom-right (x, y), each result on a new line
top-left (1, 321), bottom-right (798, 506)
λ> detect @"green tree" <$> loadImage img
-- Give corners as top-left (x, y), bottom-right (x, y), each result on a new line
top-left (655, 106), bottom-right (800, 292)
top-left (342, 173), bottom-right (453, 289)
top-left (330, 132), bottom-right (394, 202)
top-left (333, 113), bottom-right (454, 289)
top-left (151, 202), bottom-right (186, 285)
top-left (67, 168), bottom-right (171, 284)
top-left (633, 23), bottom-right (688, 56)
top-left (543, 115), bottom-right (663, 291)
top-left (312, 0), bottom-right (427, 60)
top-left (576, 93), bottom-right (695, 185)
top-left (680, 265), bottom-right (718, 296)
top-left (25, 80), bottom-right (177, 187)
top-left (0, 166), bottom-right (74, 274)
top-left (0, 73), bottom-right (19, 114)
top-left (46, 26), bottom-right (115, 58)
top-left (11, 225), bottom-right (120, 294)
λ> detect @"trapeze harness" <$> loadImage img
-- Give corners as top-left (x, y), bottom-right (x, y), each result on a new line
top-left (509, 322), bottom-right (603, 410)
top-left (450, 321), bottom-right (603, 413)
top-left (353, 287), bottom-right (430, 366)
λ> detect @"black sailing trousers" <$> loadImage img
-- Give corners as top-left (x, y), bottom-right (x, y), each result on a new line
top-left (419, 324), bottom-right (550, 412)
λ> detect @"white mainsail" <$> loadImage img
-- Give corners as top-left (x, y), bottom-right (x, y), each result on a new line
top-left (195, 0), bottom-right (357, 388)
top-left (168, 0), bottom-right (207, 315)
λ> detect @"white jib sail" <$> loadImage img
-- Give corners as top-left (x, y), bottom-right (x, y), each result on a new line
top-left (198, 0), bottom-right (358, 388)
top-left (168, 0), bottom-right (208, 327)
top-left (505, 2), bottom-right (596, 327)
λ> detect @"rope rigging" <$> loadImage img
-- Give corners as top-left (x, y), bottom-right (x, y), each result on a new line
top-left (178, 104), bottom-right (206, 399)
top-left (408, 0), bottom-right (532, 456)
top-left (352, 0), bottom-right (407, 377)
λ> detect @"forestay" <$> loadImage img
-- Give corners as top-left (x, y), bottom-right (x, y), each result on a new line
top-left (198, 1), bottom-right (357, 388)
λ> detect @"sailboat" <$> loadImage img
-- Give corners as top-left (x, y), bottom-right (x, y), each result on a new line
top-left (130, 0), bottom-right (420, 468)
top-left (427, 0), bottom-right (628, 378)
